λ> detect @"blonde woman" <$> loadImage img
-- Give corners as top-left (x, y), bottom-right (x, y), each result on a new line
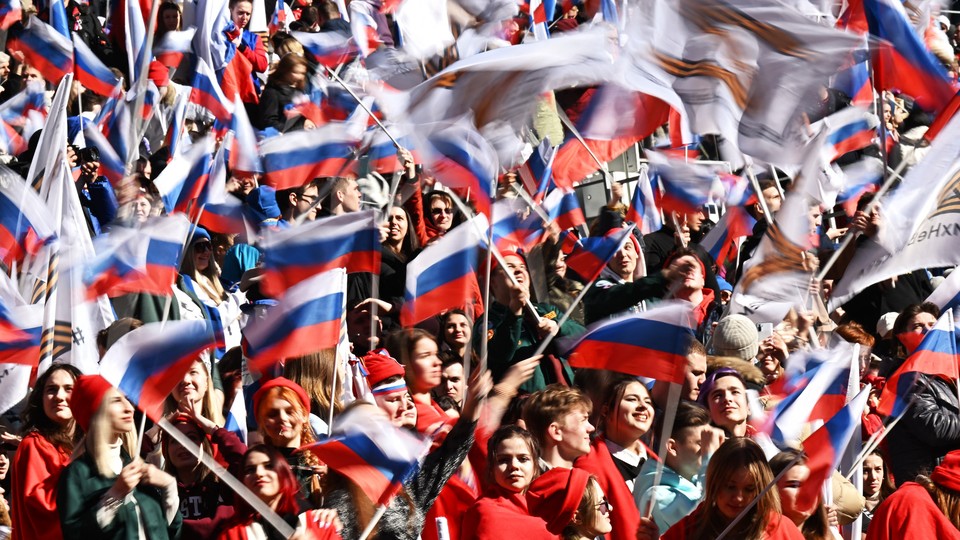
top-left (58, 376), bottom-right (181, 540)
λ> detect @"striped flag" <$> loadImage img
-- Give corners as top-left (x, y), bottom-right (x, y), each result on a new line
top-left (154, 136), bottom-right (216, 214)
top-left (564, 226), bottom-right (634, 283)
top-left (259, 124), bottom-right (359, 190)
top-left (243, 268), bottom-right (347, 371)
top-left (424, 120), bottom-right (498, 217)
top-left (0, 169), bottom-right (57, 267)
top-left (7, 16), bottom-right (74, 84)
top-left (189, 58), bottom-right (233, 123)
top-left (626, 173), bottom-right (662, 235)
top-left (73, 34), bottom-right (120, 97)
top-left (541, 188), bottom-right (585, 231)
top-left (99, 319), bottom-right (218, 421)
top-left (260, 211), bottom-right (380, 298)
top-left (567, 302), bottom-right (696, 384)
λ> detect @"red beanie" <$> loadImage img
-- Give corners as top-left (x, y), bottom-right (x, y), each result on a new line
top-left (71, 375), bottom-right (114, 432)
top-left (148, 60), bottom-right (170, 88)
top-left (932, 449), bottom-right (960, 492)
top-left (526, 468), bottom-right (593, 534)
top-left (253, 377), bottom-right (310, 414)
top-left (362, 349), bottom-right (406, 391)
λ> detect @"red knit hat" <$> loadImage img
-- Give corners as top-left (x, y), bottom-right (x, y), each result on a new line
top-left (362, 349), bottom-right (406, 392)
top-left (526, 467), bottom-right (593, 534)
top-left (253, 377), bottom-right (310, 414)
top-left (932, 449), bottom-right (960, 492)
top-left (71, 375), bottom-right (114, 432)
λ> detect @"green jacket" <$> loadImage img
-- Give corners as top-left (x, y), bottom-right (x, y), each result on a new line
top-left (58, 451), bottom-right (182, 540)
top-left (474, 301), bottom-right (585, 393)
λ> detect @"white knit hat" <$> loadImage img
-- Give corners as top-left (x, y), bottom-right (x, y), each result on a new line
top-left (709, 314), bottom-right (759, 361)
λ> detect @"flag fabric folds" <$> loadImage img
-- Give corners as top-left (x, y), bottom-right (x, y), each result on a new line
top-left (72, 35), bottom-right (121, 97)
top-left (0, 169), bottom-right (56, 267)
top-left (99, 319), bottom-right (218, 421)
top-left (259, 211), bottom-right (380, 298)
top-left (242, 268), bottom-right (347, 371)
top-left (423, 120), bottom-right (498, 217)
top-left (564, 225), bottom-right (635, 283)
top-left (259, 125), bottom-right (359, 190)
top-left (567, 302), bottom-right (696, 384)
top-left (7, 16), bottom-right (73, 84)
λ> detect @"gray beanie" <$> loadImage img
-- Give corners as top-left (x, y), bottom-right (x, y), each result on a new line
top-left (709, 314), bottom-right (759, 361)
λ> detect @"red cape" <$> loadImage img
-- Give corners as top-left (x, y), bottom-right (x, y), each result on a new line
top-left (865, 482), bottom-right (960, 540)
top-left (461, 487), bottom-right (557, 540)
top-left (574, 438), bottom-right (654, 540)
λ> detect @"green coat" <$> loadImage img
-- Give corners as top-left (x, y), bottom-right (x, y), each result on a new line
top-left (58, 451), bottom-right (182, 540)
top-left (474, 301), bottom-right (585, 393)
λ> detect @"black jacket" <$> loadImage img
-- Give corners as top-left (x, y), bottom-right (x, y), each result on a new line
top-left (256, 82), bottom-right (305, 132)
top-left (887, 374), bottom-right (960, 486)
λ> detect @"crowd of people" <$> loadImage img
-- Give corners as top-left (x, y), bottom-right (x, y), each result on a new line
top-left (1, 0), bottom-right (960, 539)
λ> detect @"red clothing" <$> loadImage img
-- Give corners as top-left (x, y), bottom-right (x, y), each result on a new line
top-left (461, 487), bottom-right (556, 540)
top-left (415, 399), bottom-right (452, 434)
top-left (218, 509), bottom-right (342, 539)
top-left (865, 482), bottom-right (960, 540)
top-left (10, 432), bottom-right (72, 540)
top-left (663, 509), bottom-right (804, 540)
top-left (574, 438), bottom-right (648, 540)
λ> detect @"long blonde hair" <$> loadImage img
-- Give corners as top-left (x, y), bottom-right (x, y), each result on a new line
top-left (180, 240), bottom-right (225, 302)
top-left (283, 349), bottom-right (345, 422)
top-left (163, 358), bottom-right (225, 426)
top-left (73, 388), bottom-right (137, 477)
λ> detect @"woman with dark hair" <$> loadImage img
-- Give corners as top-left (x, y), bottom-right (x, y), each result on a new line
top-left (638, 438), bottom-right (802, 540)
top-left (461, 425), bottom-right (552, 540)
top-left (155, 2), bottom-right (182, 42)
top-left (862, 451), bottom-right (895, 536)
top-left (256, 54), bottom-right (310, 132)
top-left (769, 449), bottom-right (834, 540)
top-left (438, 309), bottom-right (472, 362)
top-left (866, 449), bottom-right (960, 539)
top-left (11, 363), bottom-right (83, 540)
top-left (424, 190), bottom-right (458, 239)
top-left (888, 301), bottom-right (939, 367)
top-left (377, 205), bottom-right (420, 328)
top-left (224, 0), bottom-right (268, 100)
top-left (384, 328), bottom-right (447, 434)
top-left (217, 445), bottom-right (341, 539)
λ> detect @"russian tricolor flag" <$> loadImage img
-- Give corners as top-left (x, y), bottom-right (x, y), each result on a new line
top-left (878, 308), bottom-right (960, 417)
top-left (649, 153), bottom-right (719, 215)
top-left (861, 0), bottom-right (958, 113)
top-left (926, 270), bottom-right (960, 313)
top-left (567, 302), bottom-right (696, 384)
top-left (300, 405), bottom-right (428, 505)
top-left (0, 0), bottom-right (21, 30)
top-left (402, 215), bottom-right (488, 326)
top-left (424, 121), bottom-right (498, 217)
top-left (260, 211), bottom-right (381, 298)
top-left (518, 139), bottom-right (556, 203)
top-left (154, 28), bottom-right (195, 70)
top-left (7, 15), bottom-right (74, 84)
top-left (699, 207), bottom-right (756, 268)
top-left (83, 215), bottom-right (191, 299)
top-left (812, 106), bottom-right (880, 162)
top-left (83, 124), bottom-right (124, 186)
top-left (542, 187), bottom-right (585, 231)
top-left (796, 385), bottom-right (871, 512)
top-left (768, 353), bottom-right (852, 448)
top-left (243, 268), bottom-right (347, 371)
top-left (228, 94), bottom-right (263, 175)
top-left (259, 124), bottom-right (359, 191)
top-left (564, 226), bottom-right (634, 283)
top-left (529, 0), bottom-right (549, 41)
top-left (0, 169), bottom-right (56, 267)
top-left (189, 58), bottom-right (233, 124)
top-left (491, 198), bottom-right (542, 252)
top-left (99, 319), bottom-right (218, 421)
top-left (198, 200), bottom-right (249, 235)
top-left (73, 33), bottom-right (119, 97)
top-left (154, 137), bottom-right (215, 214)
top-left (626, 174), bottom-right (662, 235)
top-left (0, 303), bottom-right (41, 365)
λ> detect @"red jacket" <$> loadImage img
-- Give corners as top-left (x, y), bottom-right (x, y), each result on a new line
top-left (461, 487), bottom-right (557, 540)
top-left (11, 432), bottom-right (72, 540)
top-left (866, 482), bottom-right (960, 540)
top-left (663, 509), bottom-right (803, 540)
top-left (218, 509), bottom-right (342, 539)
top-left (574, 438), bottom-right (651, 540)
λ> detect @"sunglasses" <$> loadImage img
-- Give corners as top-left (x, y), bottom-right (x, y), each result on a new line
top-left (596, 498), bottom-right (612, 515)
top-left (193, 242), bottom-right (212, 253)
top-left (431, 207), bottom-right (453, 215)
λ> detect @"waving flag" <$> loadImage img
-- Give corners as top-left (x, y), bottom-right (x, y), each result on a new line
top-left (84, 215), bottom-right (191, 299)
top-left (300, 405), bottom-right (429, 506)
top-left (878, 309), bottom-right (960, 417)
top-left (48, 0), bottom-right (68, 38)
top-left (0, 170), bottom-right (56, 267)
top-left (228, 94), bottom-right (263, 175)
top-left (7, 16), bottom-right (74, 84)
top-left (648, 153), bottom-right (718, 215)
top-left (768, 350), bottom-right (853, 448)
top-left (402, 215), bottom-right (488, 326)
top-left (268, 0), bottom-right (292, 35)
top-left (73, 35), bottom-right (121, 97)
top-left (260, 211), bottom-right (380, 298)
top-left (291, 30), bottom-right (356, 67)
top-left (567, 302), bottom-right (696, 384)
top-left (99, 319), bottom-right (218, 421)
top-left (0, 0), bottom-right (21, 30)
top-left (243, 268), bottom-right (347, 371)
top-left (0, 303), bottom-right (41, 365)
top-left (626, 174), bottom-right (662, 235)
top-left (859, 0), bottom-right (958, 113)
top-left (154, 137), bottom-right (216, 214)
top-left (811, 106), bottom-right (880, 162)
top-left (541, 188), bottom-right (585, 231)
top-left (83, 124), bottom-right (124, 186)
top-left (518, 139), bottom-right (556, 202)
top-left (155, 28), bottom-right (196, 69)
top-left (349, 0), bottom-right (383, 57)
top-left (564, 225), bottom-right (635, 283)
top-left (260, 124), bottom-right (359, 190)
top-left (190, 58), bottom-right (233, 123)
top-left (529, 0), bottom-right (549, 40)
top-left (423, 120), bottom-right (498, 217)
top-left (491, 198), bottom-right (542, 252)
top-left (926, 269), bottom-right (960, 312)
top-left (797, 385), bottom-right (870, 512)
top-left (699, 207), bottom-right (756, 268)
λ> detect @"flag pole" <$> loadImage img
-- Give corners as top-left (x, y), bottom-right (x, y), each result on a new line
top-left (531, 223), bottom-right (637, 357)
top-left (158, 417), bottom-right (297, 538)
top-left (555, 104), bottom-right (609, 179)
top-left (745, 167), bottom-right (774, 226)
top-left (358, 505), bottom-right (388, 540)
top-left (323, 66), bottom-right (402, 150)
top-left (509, 182), bottom-right (552, 224)
top-left (715, 453), bottom-right (805, 540)
top-left (844, 406), bottom-right (910, 479)
top-left (645, 381), bottom-right (682, 517)
top-left (814, 156), bottom-right (911, 282)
